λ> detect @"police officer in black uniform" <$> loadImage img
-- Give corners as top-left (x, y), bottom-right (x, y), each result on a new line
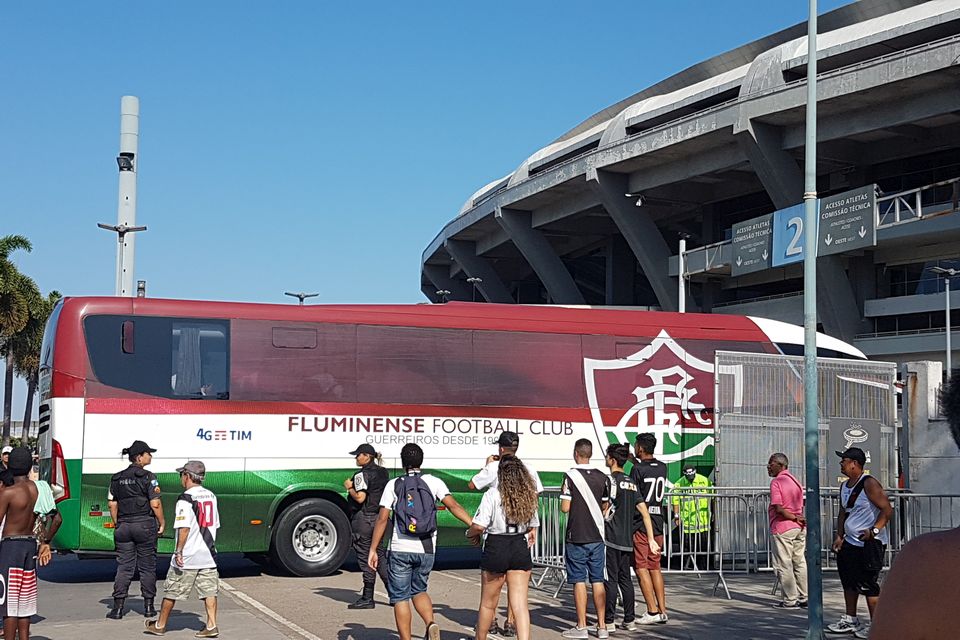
top-left (106, 440), bottom-right (165, 620)
top-left (343, 443), bottom-right (389, 609)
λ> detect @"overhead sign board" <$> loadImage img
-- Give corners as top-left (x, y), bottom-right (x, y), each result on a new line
top-left (818, 184), bottom-right (877, 257)
top-left (771, 203), bottom-right (811, 268)
top-left (731, 214), bottom-right (773, 276)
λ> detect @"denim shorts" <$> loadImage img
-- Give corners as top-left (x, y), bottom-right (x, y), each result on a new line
top-left (565, 541), bottom-right (606, 584)
top-left (387, 551), bottom-right (435, 604)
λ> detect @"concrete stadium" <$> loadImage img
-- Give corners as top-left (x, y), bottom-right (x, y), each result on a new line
top-left (420, 0), bottom-right (960, 368)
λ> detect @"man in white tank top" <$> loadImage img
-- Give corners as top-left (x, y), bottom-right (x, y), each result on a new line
top-left (827, 447), bottom-right (893, 639)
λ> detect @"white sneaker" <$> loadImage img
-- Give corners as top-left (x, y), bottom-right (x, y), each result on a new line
top-left (658, 613), bottom-right (668, 624)
top-left (637, 612), bottom-right (661, 625)
top-left (597, 629), bottom-right (609, 639)
top-left (561, 627), bottom-right (589, 639)
top-left (853, 624), bottom-right (871, 639)
top-left (614, 620), bottom-right (636, 631)
top-left (827, 616), bottom-right (862, 634)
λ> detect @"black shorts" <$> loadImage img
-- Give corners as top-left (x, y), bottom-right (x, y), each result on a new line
top-left (480, 534), bottom-right (532, 574)
top-left (836, 541), bottom-right (884, 597)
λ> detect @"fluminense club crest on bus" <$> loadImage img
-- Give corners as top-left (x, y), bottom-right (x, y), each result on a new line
top-left (584, 330), bottom-right (715, 465)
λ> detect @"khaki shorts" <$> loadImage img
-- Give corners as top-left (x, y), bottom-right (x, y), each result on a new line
top-left (163, 566), bottom-right (220, 600)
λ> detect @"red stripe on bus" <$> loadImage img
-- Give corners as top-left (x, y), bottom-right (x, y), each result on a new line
top-left (84, 398), bottom-right (596, 421)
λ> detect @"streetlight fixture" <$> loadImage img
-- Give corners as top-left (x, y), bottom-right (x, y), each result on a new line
top-left (624, 192), bottom-right (644, 207)
top-left (435, 289), bottom-right (451, 304)
top-left (97, 223), bottom-right (147, 296)
top-left (466, 277), bottom-right (483, 302)
top-left (284, 292), bottom-right (319, 305)
top-left (678, 233), bottom-right (691, 313)
top-left (929, 266), bottom-right (958, 377)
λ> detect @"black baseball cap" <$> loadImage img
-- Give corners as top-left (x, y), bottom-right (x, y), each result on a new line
top-left (836, 447), bottom-right (867, 465)
top-left (349, 443), bottom-right (377, 456)
top-left (496, 431), bottom-right (520, 447)
top-left (124, 440), bottom-right (157, 457)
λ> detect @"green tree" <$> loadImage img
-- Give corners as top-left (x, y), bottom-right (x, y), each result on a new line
top-left (0, 235), bottom-right (34, 447)
top-left (13, 289), bottom-right (61, 442)
top-left (2, 273), bottom-right (40, 447)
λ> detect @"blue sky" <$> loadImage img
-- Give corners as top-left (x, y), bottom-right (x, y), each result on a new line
top-left (1, 1), bottom-right (848, 417)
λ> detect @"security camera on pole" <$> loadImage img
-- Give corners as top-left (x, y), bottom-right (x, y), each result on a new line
top-left (99, 96), bottom-right (146, 296)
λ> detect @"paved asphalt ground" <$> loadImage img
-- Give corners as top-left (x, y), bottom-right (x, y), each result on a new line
top-left (34, 551), bottom-right (857, 640)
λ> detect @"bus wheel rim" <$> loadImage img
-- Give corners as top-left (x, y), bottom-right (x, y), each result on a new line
top-left (291, 514), bottom-right (337, 563)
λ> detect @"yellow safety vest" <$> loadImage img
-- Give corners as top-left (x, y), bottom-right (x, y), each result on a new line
top-left (670, 474), bottom-right (711, 533)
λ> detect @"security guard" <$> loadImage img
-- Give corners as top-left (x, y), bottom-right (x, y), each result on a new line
top-left (343, 443), bottom-right (390, 609)
top-left (106, 440), bottom-right (165, 620)
top-left (671, 462), bottom-right (712, 567)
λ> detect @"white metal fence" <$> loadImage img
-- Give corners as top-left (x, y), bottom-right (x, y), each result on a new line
top-left (713, 352), bottom-right (897, 489)
top-left (532, 487), bottom-right (960, 600)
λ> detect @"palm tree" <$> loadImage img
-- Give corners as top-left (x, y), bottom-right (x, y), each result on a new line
top-left (0, 235), bottom-right (32, 335)
top-left (2, 272), bottom-right (40, 447)
top-left (13, 289), bottom-right (62, 442)
top-left (0, 235), bottom-right (34, 447)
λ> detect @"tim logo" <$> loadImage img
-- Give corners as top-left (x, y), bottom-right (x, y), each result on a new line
top-left (584, 330), bottom-right (715, 464)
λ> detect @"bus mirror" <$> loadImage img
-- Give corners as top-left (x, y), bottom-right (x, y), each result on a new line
top-left (122, 320), bottom-right (135, 354)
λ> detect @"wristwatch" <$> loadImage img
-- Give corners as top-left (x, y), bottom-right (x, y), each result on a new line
top-left (871, 527), bottom-right (880, 535)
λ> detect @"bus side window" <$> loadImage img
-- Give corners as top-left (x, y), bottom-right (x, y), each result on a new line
top-left (171, 321), bottom-right (230, 399)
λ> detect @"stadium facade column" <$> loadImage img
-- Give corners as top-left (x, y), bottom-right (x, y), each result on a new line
top-left (493, 206), bottom-right (586, 304)
top-left (606, 236), bottom-right (635, 305)
top-left (422, 264), bottom-right (474, 302)
top-left (586, 167), bottom-right (684, 312)
top-left (735, 112), bottom-right (867, 341)
top-left (442, 239), bottom-right (514, 303)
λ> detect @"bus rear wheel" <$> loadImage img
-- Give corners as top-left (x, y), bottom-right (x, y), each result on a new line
top-left (271, 498), bottom-right (351, 577)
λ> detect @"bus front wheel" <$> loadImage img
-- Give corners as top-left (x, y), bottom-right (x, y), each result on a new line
top-left (271, 498), bottom-right (351, 577)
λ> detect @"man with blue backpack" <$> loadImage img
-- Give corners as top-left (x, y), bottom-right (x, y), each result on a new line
top-left (369, 443), bottom-right (473, 640)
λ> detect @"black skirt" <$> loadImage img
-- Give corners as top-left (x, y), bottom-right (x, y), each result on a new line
top-left (480, 534), bottom-right (533, 574)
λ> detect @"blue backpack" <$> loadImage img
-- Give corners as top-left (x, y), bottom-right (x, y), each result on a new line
top-left (393, 473), bottom-right (437, 538)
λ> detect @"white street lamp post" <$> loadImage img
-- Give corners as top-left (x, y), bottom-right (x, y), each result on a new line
top-left (930, 266), bottom-right (958, 376)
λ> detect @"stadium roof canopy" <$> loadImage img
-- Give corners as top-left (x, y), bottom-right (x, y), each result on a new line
top-left (420, 0), bottom-right (960, 346)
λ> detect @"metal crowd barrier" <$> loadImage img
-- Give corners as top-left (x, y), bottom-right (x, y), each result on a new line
top-left (531, 488), bottom-right (568, 597)
top-left (532, 485), bottom-right (960, 601)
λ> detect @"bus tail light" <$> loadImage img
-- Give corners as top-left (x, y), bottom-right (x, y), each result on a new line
top-left (51, 438), bottom-right (70, 503)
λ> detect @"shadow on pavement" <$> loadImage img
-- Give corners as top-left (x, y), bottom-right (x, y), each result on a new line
top-left (313, 585), bottom-right (362, 605)
top-left (40, 553), bottom-right (265, 584)
top-left (337, 621), bottom-right (405, 640)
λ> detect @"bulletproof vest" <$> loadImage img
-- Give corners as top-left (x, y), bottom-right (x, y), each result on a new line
top-left (112, 465), bottom-right (155, 521)
top-left (362, 465), bottom-right (389, 516)
top-left (351, 464), bottom-right (389, 517)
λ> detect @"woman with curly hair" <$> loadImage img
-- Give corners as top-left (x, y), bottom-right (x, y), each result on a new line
top-left (467, 454), bottom-right (540, 640)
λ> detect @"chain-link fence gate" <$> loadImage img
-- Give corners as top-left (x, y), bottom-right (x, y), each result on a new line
top-left (712, 351), bottom-right (898, 570)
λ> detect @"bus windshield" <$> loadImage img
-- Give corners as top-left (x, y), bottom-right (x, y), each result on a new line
top-left (38, 299), bottom-right (63, 401)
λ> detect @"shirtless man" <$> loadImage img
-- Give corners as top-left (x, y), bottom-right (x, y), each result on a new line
top-left (0, 447), bottom-right (47, 640)
top-left (870, 373), bottom-right (960, 639)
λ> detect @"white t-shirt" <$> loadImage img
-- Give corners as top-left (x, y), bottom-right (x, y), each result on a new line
top-left (473, 488), bottom-right (540, 535)
top-left (174, 486), bottom-right (220, 570)
top-left (471, 460), bottom-right (544, 493)
top-left (378, 471), bottom-right (449, 554)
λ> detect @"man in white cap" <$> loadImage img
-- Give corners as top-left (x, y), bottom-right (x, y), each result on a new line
top-left (145, 461), bottom-right (220, 638)
top-left (1, 445), bottom-right (12, 470)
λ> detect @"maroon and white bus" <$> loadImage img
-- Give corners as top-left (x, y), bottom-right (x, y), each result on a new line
top-left (38, 296), bottom-right (863, 575)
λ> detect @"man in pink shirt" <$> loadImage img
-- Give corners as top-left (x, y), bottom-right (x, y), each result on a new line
top-left (767, 453), bottom-right (807, 609)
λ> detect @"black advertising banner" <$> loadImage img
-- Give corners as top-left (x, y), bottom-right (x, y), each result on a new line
top-left (731, 213), bottom-right (773, 276)
top-left (829, 417), bottom-right (882, 481)
top-left (818, 184), bottom-right (877, 257)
